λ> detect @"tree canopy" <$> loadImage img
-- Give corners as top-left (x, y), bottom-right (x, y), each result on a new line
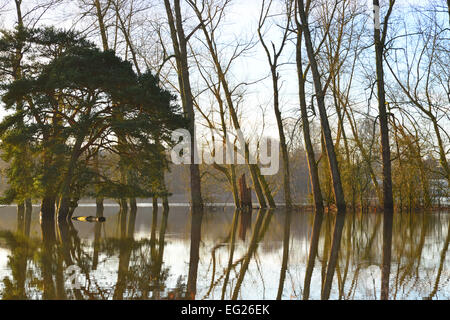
top-left (0, 27), bottom-right (185, 215)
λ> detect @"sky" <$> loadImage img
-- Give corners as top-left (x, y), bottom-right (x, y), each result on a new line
top-left (0, 0), bottom-right (446, 146)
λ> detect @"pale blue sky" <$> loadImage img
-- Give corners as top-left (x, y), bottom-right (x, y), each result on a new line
top-left (0, 0), bottom-right (445, 145)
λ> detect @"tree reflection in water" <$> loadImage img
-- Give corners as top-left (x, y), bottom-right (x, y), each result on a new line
top-left (322, 210), bottom-right (347, 300)
top-left (0, 206), bottom-right (448, 300)
top-left (186, 207), bottom-right (204, 299)
top-left (303, 209), bottom-right (324, 300)
top-left (381, 210), bottom-right (394, 300)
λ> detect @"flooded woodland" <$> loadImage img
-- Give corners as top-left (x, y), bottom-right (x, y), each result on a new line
top-left (0, 0), bottom-right (449, 302)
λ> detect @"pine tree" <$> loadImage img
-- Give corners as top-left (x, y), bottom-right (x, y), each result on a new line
top-left (0, 28), bottom-right (185, 221)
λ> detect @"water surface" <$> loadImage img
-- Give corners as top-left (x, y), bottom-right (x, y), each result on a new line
top-left (0, 205), bottom-right (448, 300)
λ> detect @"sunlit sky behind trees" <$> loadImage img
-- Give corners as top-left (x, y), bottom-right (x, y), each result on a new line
top-left (1, 0), bottom-right (444, 143)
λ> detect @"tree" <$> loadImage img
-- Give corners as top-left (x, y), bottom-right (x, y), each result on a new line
top-left (187, 0), bottom-right (276, 209)
top-left (1, 27), bottom-right (184, 221)
top-left (297, 0), bottom-right (346, 212)
top-left (258, 0), bottom-right (293, 208)
top-left (293, 1), bottom-right (324, 212)
top-left (373, 0), bottom-right (395, 212)
top-left (163, 0), bottom-right (204, 210)
top-left (384, 1), bottom-right (449, 188)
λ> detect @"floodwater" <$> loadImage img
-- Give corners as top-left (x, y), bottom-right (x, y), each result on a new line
top-left (0, 205), bottom-right (448, 300)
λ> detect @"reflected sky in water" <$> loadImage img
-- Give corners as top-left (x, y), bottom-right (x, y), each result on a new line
top-left (0, 205), bottom-right (448, 300)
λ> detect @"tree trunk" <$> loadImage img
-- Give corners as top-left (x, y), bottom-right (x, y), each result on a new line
top-left (57, 135), bottom-right (84, 222)
top-left (303, 209), bottom-right (324, 299)
top-left (129, 197), bottom-right (137, 212)
top-left (249, 164), bottom-right (267, 208)
top-left (271, 66), bottom-right (292, 208)
top-left (295, 19), bottom-right (324, 212)
top-left (94, 0), bottom-right (109, 51)
top-left (119, 198), bottom-right (128, 213)
top-left (238, 174), bottom-right (252, 209)
top-left (230, 165), bottom-right (240, 208)
top-left (373, 0), bottom-right (394, 212)
top-left (298, 0), bottom-right (346, 212)
top-left (187, 207), bottom-right (203, 298)
top-left (254, 165), bottom-right (276, 208)
top-left (93, 0), bottom-right (108, 209)
top-left (24, 198), bottom-right (32, 236)
top-left (40, 197), bottom-right (56, 221)
top-left (164, 0), bottom-right (203, 210)
top-left (17, 201), bottom-right (25, 233)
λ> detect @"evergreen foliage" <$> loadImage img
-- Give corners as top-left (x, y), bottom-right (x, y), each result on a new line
top-left (0, 27), bottom-right (185, 206)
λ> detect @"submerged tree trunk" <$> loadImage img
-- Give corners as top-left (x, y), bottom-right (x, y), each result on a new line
top-left (373, 0), bottom-right (395, 212)
top-left (57, 197), bottom-right (71, 223)
top-left (230, 165), bottom-right (240, 208)
top-left (93, 0), bottom-right (108, 210)
top-left (249, 164), bottom-right (267, 209)
top-left (129, 197), bottom-right (137, 212)
top-left (296, 34), bottom-right (324, 211)
top-left (163, 0), bottom-right (203, 210)
top-left (57, 135), bottom-right (84, 222)
top-left (17, 201), bottom-right (25, 233)
top-left (272, 75), bottom-right (292, 208)
top-left (297, 0), bottom-right (346, 212)
top-left (238, 174), bottom-right (252, 209)
top-left (254, 165), bottom-right (276, 208)
top-left (96, 196), bottom-right (104, 211)
top-left (24, 198), bottom-right (32, 236)
top-left (257, 5), bottom-right (293, 208)
top-left (119, 198), bottom-right (128, 213)
top-left (40, 197), bottom-right (56, 221)
top-left (152, 196), bottom-right (158, 213)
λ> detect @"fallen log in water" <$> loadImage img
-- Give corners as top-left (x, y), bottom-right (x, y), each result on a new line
top-left (72, 216), bottom-right (106, 222)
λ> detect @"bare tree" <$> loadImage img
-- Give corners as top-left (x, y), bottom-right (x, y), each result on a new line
top-left (187, 0), bottom-right (276, 208)
top-left (294, 0), bottom-right (324, 212)
top-left (385, 2), bottom-right (449, 187)
top-left (163, 0), bottom-right (203, 209)
top-left (258, 0), bottom-right (293, 208)
top-left (373, 0), bottom-right (395, 212)
top-left (297, 0), bottom-right (346, 212)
